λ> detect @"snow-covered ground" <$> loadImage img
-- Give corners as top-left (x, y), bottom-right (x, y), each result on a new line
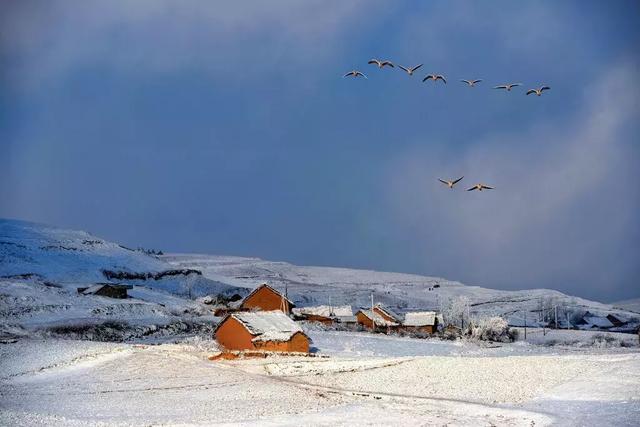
top-left (1, 334), bottom-right (638, 426)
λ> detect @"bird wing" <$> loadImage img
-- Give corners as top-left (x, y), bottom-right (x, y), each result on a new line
top-left (357, 72), bottom-right (368, 79)
top-left (481, 185), bottom-right (494, 190)
top-left (423, 75), bottom-right (434, 82)
top-left (382, 61), bottom-right (394, 67)
top-left (494, 85), bottom-right (507, 89)
top-left (452, 176), bottom-right (464, 185)
top-left (526, 89), bottom-right (535, 95)
top-left (368, 60), bottom-right (379, 65)
top-left (398, 65), bottom-right (409, 73)
top-left (461, 80), bottom-right (471, 85)
top-left (411, 64), bottom-right (423, 71)
top-left (438, 179), bottom-right (448, 185)
top-left (473, 79), bottom-right (482, 84)
top-left (437, 75), bottom-right (447, 84)
top-left (343, 72), bottom-right (353, 78)
top-left (541, 86), bottom-right (551, 91)
top-left (467, 186), bottom-right (477, 191)
top-left (512, 83), bottom-right (522, 87)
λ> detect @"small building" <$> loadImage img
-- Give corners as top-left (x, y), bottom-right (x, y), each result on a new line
top-left (356, 309), bottom-right (399, 332)
top-left (606, 314), bottom-right (626, 328)
top-left (292, 305), bottom-right (354, 324)
top-left (373, 303), bottom-right (403, 325)
top-left (214, 311), bottom-right (310, 353)
top-left (239, 284), bottom-right (295, 314)
top-left (402, 311), bottom-right (438, 334)
top-left (77, 283), bottom-right (132, 299)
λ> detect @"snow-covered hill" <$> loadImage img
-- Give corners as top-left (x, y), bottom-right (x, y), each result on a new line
top-left (0, 219), bottom-right (239, 297)
top-left (163, 253), bottom-right (640, 331)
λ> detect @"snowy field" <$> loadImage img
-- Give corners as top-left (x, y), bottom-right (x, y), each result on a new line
top-left (1, 332), bottom-right (638, 426)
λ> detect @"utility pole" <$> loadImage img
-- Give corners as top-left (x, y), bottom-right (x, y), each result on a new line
top-left (566, 310), bottom-right (570, 330)
top-left (524, 310), bottom-right (527, 340)
top-left (554, 305), bottom-right (558, 329)
top-left (371, 293), bottom-right (375, 333)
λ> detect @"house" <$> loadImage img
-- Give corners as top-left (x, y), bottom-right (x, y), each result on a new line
top-left (373, 303), bottom-right (403, 325)
top-left (575, 312), bottom-right (614, 329)
top-left (214, 311), bottom-right (310, 353)
top-left (292, 305), bottom-right (354, 325)
top-left (77, 283), bottom-right (132, 299)
top-left (239, 283), bottom-right (295, 314)
top-left (356, 309), bottom-right (399, 331)
top-left (402, 311), bottom-right (439, 334)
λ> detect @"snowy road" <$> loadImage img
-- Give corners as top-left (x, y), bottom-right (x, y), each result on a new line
top-left (1, 336), bottom-right (638, 426)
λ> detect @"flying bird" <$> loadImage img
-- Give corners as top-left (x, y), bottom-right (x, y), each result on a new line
top-left (368, 59), bottom-right (394, 69)
top-left (526, 86), bottom-right (551, 96)
top-left (467, 183), bottom-right (494, 192)
top-left (398, 64), bottom-right (423, 76)
top-left (343, 70), bottom-right (368, 79)
top-left (439, 176), bottom-right (464, 189)
top-left (423, 74), bottom-right (447, 84)
top-left (461, 79), bottom-right (482, 87)
top-left (493, 83), bottom-right (521, 91)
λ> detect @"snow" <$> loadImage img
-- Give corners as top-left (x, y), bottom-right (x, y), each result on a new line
top-left (230, 311), bottom-right (304, 342)
top-left (1, 335), bottom-right (637, 426)
top-left (404, 311), bottom-right (437, 326)
top-left (293, 305), bottom-right (353, 317)
top-left (584, 314), bottom-right (615, 328)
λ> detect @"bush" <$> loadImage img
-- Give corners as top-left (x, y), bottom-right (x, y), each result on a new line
top-left (470, 316), bottom-right (514, 342)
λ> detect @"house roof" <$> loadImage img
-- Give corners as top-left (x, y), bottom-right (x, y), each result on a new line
top-left (357, 309), bottom-right (399, 327)
top-left (404, 311), bottom-right (437, 326)
top-left (292, 305), bottom-right (353, 318)
top-left (218, 310), bottom-right (307, 342)
top-left (584, 314), bottom-right (614, 328)
top-left (374, 303), bottom-right (403, 323)
top-left (241, 283), bottom-right (294, 307)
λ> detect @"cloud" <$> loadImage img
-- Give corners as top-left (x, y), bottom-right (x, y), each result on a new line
top-left (1, 0), bottom-right (389, 90)
top-left (383, 60), bottom-right (640, 300)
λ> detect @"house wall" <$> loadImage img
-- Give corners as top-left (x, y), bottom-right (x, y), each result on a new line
top-left (304, 314), bottom-right (334, 325)
top-left (254, 332), bottom-right (310, 353)
top-left (403, 325), bottom-right (436, 334)
top-left (215, 317), bottom-right (256, 351)
top-left (241, 287), bottom-right (292, 313)
top-left (95, 286), bottom-right (128, 299)
top-left (356, 312), bottom-right (374, 329)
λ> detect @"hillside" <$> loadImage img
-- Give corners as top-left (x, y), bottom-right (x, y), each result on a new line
top-left (164, 253), bottom-right (640, 331)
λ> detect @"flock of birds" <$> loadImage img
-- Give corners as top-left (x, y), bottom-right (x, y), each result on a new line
top-left (344, 58), bottom-right (553, 193)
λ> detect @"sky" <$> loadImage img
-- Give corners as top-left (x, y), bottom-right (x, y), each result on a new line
top-left (1, 1), bottom-right (639, 302)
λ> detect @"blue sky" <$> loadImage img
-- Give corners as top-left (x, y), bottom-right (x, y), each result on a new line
top-left (1, 1), bottom-right (639, 301)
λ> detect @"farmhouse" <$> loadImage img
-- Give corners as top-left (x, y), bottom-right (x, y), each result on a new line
top-left (239, 284), bottom-right (294, 314)
top-left (403, 311), bottom-right (439, 334)
top-left (356, 309), bottom-right (399, 331)
top-left (77, 283), bottom-right (132, 299)
top-left (292, 305), bottom-right (354, 324)
top-left (373, 303), bottom-right (403, 324)
top-left (214, 310), bottom-right (310, 353)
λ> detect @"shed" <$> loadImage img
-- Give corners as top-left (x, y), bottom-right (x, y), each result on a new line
top-left (239, 284), bottom-right (295, 314)
top-left (403, 311), bottom-right (439, 334)
top-left (214, 311), bottom-right (310, 353)
top-left (606, 314), bottom-right (626, 328)
top-left (292, 305), bottom-right (353, 324)
top-left (356, 309), bottom-right (399, 331)
top-left (77, 283), bottom-right (132, 299)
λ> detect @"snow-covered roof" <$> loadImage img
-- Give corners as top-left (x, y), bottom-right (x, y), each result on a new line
top-left (229, 311), bottom-right (306, 342)
top-left (584, 315), bottom-right (614, 328)
top-left (404, 311), bottom-right (437, 327)
top-left (292, 305), bottom-right (353, 318)
top-left (374, 303), bottom-right (403, 323)
top-left (80, 284), bottom-right (107, 295)
top-left (358, 309), bottom-right (399, 327)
